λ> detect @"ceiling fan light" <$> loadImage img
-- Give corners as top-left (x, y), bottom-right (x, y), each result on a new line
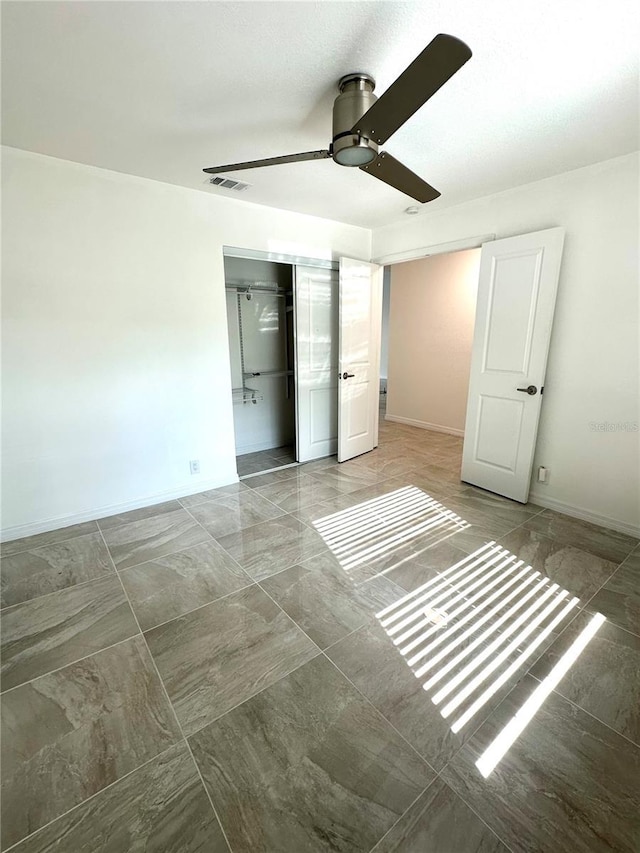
top-left (333, 144), bottom-right (377, 167)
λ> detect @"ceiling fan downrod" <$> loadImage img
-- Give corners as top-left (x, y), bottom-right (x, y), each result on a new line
top-left (331, 74), bottom-right (379, 167)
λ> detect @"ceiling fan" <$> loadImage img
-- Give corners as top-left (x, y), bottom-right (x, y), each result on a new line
top-left (204, 34), bottom-right (471, 204)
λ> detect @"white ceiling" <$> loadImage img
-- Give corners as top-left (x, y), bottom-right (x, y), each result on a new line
top-left (2, 1), bottom-right (638, 228)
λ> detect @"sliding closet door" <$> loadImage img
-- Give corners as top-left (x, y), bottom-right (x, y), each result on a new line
top-left (295, 266), bottom-right (339, 462)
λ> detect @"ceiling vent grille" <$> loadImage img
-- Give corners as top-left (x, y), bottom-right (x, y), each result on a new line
top-left (208, 175), bottom-right (251, 192)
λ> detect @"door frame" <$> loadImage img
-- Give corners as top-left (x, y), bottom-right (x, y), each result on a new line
top-left (375, 233), bottom-right (495, 441)
top-left (222, 246), bottom-right (339, 473)
top-left (372, 233), bottom-right (495, 267)
top-left (376, 228), bottom-right (566, 505)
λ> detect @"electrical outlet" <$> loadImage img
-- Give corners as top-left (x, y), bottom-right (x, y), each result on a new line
top-left (537, 466), bottom-right (549, 484)
top-left (189, 459), bottom-right (200, 475)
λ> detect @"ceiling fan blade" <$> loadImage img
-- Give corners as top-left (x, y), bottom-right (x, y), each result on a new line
top-left (360, 152), bottom-right (440, 203)
top-left (352, 34), bottom-right (472, 145)
top-left (203, 149), bottom-right (330, 174)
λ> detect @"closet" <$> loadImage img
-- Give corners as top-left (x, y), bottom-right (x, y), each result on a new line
top-left (225, 256), bottom-right (297, 475)
top-left (224, 249), bottom-right (382, 476)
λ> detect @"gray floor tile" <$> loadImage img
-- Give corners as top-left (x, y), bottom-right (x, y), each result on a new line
top-left (446, 522), bottom-right (515, 556)
top-left (97, 500), bottom-right (184, 532)
top-left (326, 621), bottom-right (502, 772)
top-left (260, 551), bottom-right (378, 649)
top-left (415, 462), bottom-right (464, 485)
top-left (523, 509), bottom-right (638, 563)
top-left (102, 508), bottom-right (211, 571)
top-left (381, 539), bottom-right (471, 593)
top-left (314, 478), bottom-right (407, 512)
top-left (1, 575), bottom-right (138, 691)
top-left (306, 464), bottom-right (386, 494)
top-left (496, 527), bottom-right (620, 601)
top-left (441, 675), bottom-right (640, 853)
top-left (588, 551), bottom-right (640, 636)
top-left (289, 500), bottom-right (342, 526)
top-left (242, 466), bottom-right (307, 490)
top-left (1, 635), bottom-right (181, 849)
top-left (351, 453), bottom-right (422, 478)
top-left (187, 489), bottom-right (285, 538)
top-left (254, 473), bottom-right (344, 512)
top-left (119, 540), bottom-right (251, 631)
top-left (189, 655), bottom-right (435, 853)
top-left (179, 482), bottom-right (249, 508)
top-left (427, 496), bottom-right (518, 535)
top-left (216, 514), bottom-right (327, 581)
top-left (0, 521), bottom-right (99, 558)
top-left (1, 532), bottom-right (114, 609)
top-left (145, 584), bottom-right (318, 736)
top-left (372, 778), bottom-right (508, 853)
top-left (236, 451), bottom-right (284, 476)
top-left (3, 422), bottom-right (636, 852)
top-left (396, 471), bottom-right (467, 502)
top-left (298, 456), bottom-right (339, 473)
top-left (8, 744), bottom-right (230, 853)
top-left (530, 609), bottom-right (640, 745)
top-left (454, 489), bottom-right (543, 526)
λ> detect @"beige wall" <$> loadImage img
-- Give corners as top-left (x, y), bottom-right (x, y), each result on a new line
top-left (387, 248), bottom-right (481, 434)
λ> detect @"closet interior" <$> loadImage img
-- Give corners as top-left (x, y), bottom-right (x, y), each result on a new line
top-left (224, 256), bottom-right (297, 477)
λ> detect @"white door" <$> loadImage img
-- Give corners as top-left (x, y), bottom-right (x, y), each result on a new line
top-left (338, 257), bottom-right (383, 462)
top-left (295, 266), bottom-right (339, 462)
top-left (461, 227), bottom-right (565, 502)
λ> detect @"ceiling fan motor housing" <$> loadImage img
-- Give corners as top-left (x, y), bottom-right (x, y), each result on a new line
top-left (332, 74), bottom-right (379, 166)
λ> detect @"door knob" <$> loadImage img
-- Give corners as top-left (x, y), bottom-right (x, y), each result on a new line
top-left (516, 385), bottom-right (538, 395)
top-left (342, 371), bottom-right (355, 379)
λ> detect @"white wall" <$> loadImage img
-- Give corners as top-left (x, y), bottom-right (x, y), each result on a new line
top-left (374, 153), bottom-right (640, 535)
top-left (1, 147), bottom-right (370, 538)
top-left (387, 249), bottom-right (480, 434)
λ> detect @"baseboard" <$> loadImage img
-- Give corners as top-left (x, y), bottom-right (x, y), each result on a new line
top-left (1, 472), bottom-right (240, 543)
top-left (384, 414), bottom-right (464, 438)
top-left (527, 490), bottom-right (640, 538)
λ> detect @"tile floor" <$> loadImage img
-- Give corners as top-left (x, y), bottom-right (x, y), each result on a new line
top-left (1, 422), bottom-right (639, 852)
top-left (236, 445), bottom-right (296, 478)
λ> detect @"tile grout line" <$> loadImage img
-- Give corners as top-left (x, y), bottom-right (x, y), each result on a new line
top-left (0, 631), bottom-right (142, 697)
top-left (180, 495), bottom-right (328, 563)
top-left (96, 526), bottom-right (238, 853)
top-left (241, 577), bottom-right (466, 849)
top-left (134, 578), bottom-right (257, 635)
top-left (366, 781), bottom-right (436, 853)
top-left (0, 568), bottom-right (116, 614)
top-left (578, 557), bottom-right (634, 621)
top-left (527, 670), bottom-right (640, 751)
top-left (0, 739), bottom-right (184, 853)
top-left (0, 521), bottom-right (100, 558)
top-left (321, 650), bottom-right (439, 774)
top-left (434, 767), bottom-right (518, 853)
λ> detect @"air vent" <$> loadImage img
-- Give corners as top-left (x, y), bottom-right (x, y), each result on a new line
top-left (208, 175), bottom-right (251, 192)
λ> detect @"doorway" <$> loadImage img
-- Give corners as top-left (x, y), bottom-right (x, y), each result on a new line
top-left (379, 227), bottom-right (565, 503)
top-left (225, 255), bottom-right (297, 478)
top-left (381, 248), bottom-right (481, 437)
top-left (224, 249), bottom-right (384, 478)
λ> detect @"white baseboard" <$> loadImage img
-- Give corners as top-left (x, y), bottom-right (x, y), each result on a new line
top-left (384, 414), bottom-right (464, 438)
top-left (528, 490), bottom-right (640, 539)
top-left (1, 472), bottom-right (240, 543)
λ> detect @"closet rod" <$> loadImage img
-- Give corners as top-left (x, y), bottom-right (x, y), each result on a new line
top-left (225, 280), bottom-right (291, 296)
